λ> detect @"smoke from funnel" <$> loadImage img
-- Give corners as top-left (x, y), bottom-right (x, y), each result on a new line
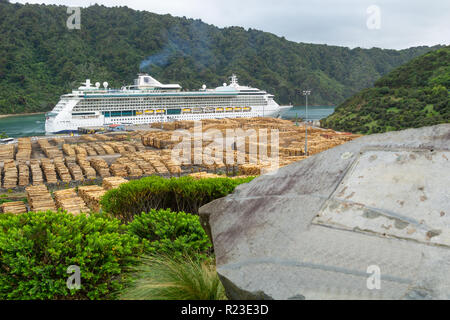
top-left (139, 22), bottom-right (213, 72)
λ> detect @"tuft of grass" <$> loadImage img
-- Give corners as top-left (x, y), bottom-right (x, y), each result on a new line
top-left (121, 254), bottom-right (227, 300)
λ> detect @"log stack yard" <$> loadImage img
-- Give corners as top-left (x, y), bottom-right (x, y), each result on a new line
top-left (0, 117), bottom-right (360, 214)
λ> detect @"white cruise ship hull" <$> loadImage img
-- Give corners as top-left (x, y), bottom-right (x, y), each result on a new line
top-left (45, 74), bottom-right (292, 134)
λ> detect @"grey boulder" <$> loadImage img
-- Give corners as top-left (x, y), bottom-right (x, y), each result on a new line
top-left (199, 124), bottom-right (450, 299)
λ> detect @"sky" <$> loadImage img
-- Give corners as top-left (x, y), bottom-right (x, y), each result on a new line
top-left (13, 0), bottom-right (450, 49)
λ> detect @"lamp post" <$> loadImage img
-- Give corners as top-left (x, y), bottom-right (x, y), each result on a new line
top-left (302, 90), bottom-right (311, 156)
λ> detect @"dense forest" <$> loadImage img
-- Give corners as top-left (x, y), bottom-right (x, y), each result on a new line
top-left (321, 46), bottom-right (449, 134)
top-left (0, 1), bottom-right (443, 114)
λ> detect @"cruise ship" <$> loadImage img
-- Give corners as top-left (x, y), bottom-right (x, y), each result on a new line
top-left (45, 73), bottom-right (292, 134)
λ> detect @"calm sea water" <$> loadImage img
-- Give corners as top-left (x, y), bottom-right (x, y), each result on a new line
top-left (0, 106), bottom-right (335, 138)
top-left (280, 105), bottom-right (335, 120)
top-left (0, 113), bottom-right (46, 138)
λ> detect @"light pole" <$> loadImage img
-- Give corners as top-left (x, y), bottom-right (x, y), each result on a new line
top-left (302, 90), bottom-right (311, 156)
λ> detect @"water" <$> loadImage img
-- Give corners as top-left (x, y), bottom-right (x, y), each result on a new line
top-left (280, 105), bottom-right (335, 121)
top-left (0, 113), bottom-right (46, 138)
top-left (0, 106), bottom-right (335, 138)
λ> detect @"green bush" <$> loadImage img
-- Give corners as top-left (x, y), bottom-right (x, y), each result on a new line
top-left (101, 175), bottom-right (254, 221)
top-left (128, 209), bottom-right (211, 260)
top-left (0, 211), bottom-right (143, 300)
top-left (121, 254), bottom-right (227, 300)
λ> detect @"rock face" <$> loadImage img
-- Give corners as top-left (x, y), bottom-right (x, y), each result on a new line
top-left (199, 124), bottom-right (450, 299)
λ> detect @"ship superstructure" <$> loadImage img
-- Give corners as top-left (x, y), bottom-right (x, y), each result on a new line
top-left (45, 74), bottom-right (290, 134)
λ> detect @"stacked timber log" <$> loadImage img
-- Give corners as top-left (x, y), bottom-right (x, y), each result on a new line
top-left (78, 185), bottom-right (106, 212)
top-left (76, 155), bottom-right (96, 179)
top-left (110, 162), bottom-right (128, 177)
top-left (65, 157), bottom-right (84, 181)
top-left (102, 176), bottom-right (128, 190)
top-left (15, 137), bottom-right (32, 161)
top-left (26, 184), bottom-right (56, 212)
top-left (54, 188), bottom-right (88, 214)
top-left (133, 154), bottom-right (155, 175)
top-left (0, 144), bottom-right (14, 161)
top-left (37, 139), bottom-right (62, 158)
top-left (74, 145), bottom-right (87, 156)
top-left (2, 160), bottom-right (17, 189)
top-left (114, 157), bottom-right (142, 177)
top-left (1, 201), bottom-right (27, 214)
top-left (188, 172), bottom-right (223, 179)
top-left (40, 158), bottom-right (58, 184)
top-left (83, 144), bottom-right (97, 156)
top-left (30, 159), bottom-right (44, 184)
top-left (18, 161), bottom-right (30, 186)
top-left (161, 156), bottom-right (181, 175)
top-left (90, 158), bottom-right (110, 178)
top-left (91, 144), bottom-right (106, 155)
top-left (102, 144), bottom-right (115, 155)
top-left (54, 157), bottom-right (72, 183)
top-left (62, 144), bottom-right (76, 156)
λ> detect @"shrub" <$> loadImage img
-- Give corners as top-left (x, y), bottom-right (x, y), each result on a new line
top-left (101, 175), bottom-right (254, 221)
top-left (128, 209), bottom-right (211, 260)
top-left (0, 211), bottom-right (143, 300)
top-left (121, 254), bottom-right (227, 300)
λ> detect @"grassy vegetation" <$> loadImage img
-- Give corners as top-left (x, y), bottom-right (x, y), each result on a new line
top-left (321, 46), bottom-right (449, 134)
top-left (121, 254), bottom-right (227, 300)
top-left (0, 175), bottom-right (255, 300)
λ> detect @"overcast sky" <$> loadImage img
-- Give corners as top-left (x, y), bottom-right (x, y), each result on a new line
top-left (14, 0), bottom-right (450, 49)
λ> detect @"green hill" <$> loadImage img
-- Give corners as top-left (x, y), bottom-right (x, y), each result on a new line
top-left (0, 1), bottom-right (443, 114)
top-left (321, 46), bottom-right (450, 134)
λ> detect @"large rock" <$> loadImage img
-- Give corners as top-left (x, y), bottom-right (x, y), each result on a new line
top-left (199, 124), bottom-right (450, 299)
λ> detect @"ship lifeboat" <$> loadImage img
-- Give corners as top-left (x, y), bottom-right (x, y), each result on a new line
top-left (182, 108), bottom-right (192, 113)
top-left (156, 109), bottom-right (165, 113)
top-left (234, 107), bottom-right (241, 111)
top-left (144, 110), bottom-right (154, 114)
top-left (136, 111), bottom-right (143, 115)
top-left (225, 107), bottom-right (233, 112)
top-left (216, 107), bottom-right (224, 112)
top-left (243, 107), bottom-right (251, 111)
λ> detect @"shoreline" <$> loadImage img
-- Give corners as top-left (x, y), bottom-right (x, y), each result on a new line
top-left (0, 112), bottom-right (45, 119)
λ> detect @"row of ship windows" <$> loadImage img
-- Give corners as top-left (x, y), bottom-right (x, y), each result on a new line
top-left (105, 113), bottom-right (259, 122)
top-left (80, 99), bottom-right (265, 105)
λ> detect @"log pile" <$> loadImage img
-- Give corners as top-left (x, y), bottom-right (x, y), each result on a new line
top-left (2, 160), bottom-right (17, 189)
top-left (133, 155), bottom-right (156, 175)
top-left (15, 137), bottom-right (32, 161)
top-left (83, 144), bottom-right (98, 156)
top-left (76, 155), bottom-right (96, 179)
top-left (54, 157), bottom-right (72, 183)
top-left (0, 144), bottom-right (14, 161)
top-left (26, 184), bottom-right (56, 212)
top-left (114, 157), bottom-right (143, 177)
top-left (90, 158), bottom-right (110, 178)
top-left (65, 157), bottom-right (84, 181)
top-left (102, 144), bottom-right (115, 155)
top-left (62, 144), bottom-right (76, 156)
top-left (37, 139), bottom-right (62, 159)
top-left (40, 158), bottom-right (58, 184)
top-left (91, 143), bottom-right (106, 155)
top-left (18, 161), bottom-right (30, 186)
top-left (102, 176), bottom-right (128, 190)
top-left (30, 159), bottom-right (44, 184)
top-left (78, 185), bottom-right (106, 212)
top-left (54, 188), bottom-right (88, 214)
top-left (74, 145), bottom-right (87, 156)
top-left (109, 162), bottom-right (127, 176)
top-left (1, 201), bottom-right (27, 214)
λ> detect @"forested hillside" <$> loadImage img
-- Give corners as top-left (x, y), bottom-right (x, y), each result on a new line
top-left (0, 1), bottom-right (442, 114)
top-left (321, 46), bottom-right (449, 134)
